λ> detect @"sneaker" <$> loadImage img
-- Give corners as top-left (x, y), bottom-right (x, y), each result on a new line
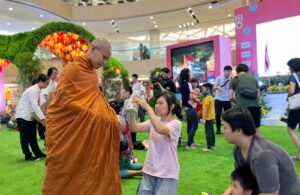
top-left (36, 153), bottom-right (46, 158)
top-left (25, 156), bottom-right (40, 161)
top-left (202, 147), bottom-right (212, 152)
top-left (212, 146), bottom-right (216, 150)
top-left (186, 146), bottom-right (197, 150)
top-left (192, 143), bottom-right (202, 147)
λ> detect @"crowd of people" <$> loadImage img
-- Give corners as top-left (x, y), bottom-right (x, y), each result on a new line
top-left (11, 37), bottom-right (300, 194)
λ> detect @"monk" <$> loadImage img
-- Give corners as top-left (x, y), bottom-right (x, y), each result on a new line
top-left (42, 38), bottom-right (121, 195)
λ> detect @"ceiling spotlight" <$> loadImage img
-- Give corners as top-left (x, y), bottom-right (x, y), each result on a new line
top-left (154, 25), bottom-right (158, 28)
top-left (228, 14), bottom-right (232, 17)
top-left (208, 5), bottom-right (213, 9)
top-left (8, 7), bottom-right (13, 11)
top-left (179, 25), bottom-right (182, 28)
top-left (182, 24), bottom-right (186, 28)
top-left (82, 22), bottom-right (86, 26)
top-left (6, 22), bottom-right (11, 26)
top-left (152, 21), bottom-right (156, 24)
top-left (187, 23), bottom-right (190, 27)
top-left (191, 22), bottom-right (195, 26)
top-left (150, 16), bottom-right (154, 20)
top-left (187, 8), bottom-right (193, 14)
top-left (40, 14), bottom-right (44, 18)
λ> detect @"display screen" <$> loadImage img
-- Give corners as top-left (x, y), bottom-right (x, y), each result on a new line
top-left (171, 41), bottom-right (215, 83)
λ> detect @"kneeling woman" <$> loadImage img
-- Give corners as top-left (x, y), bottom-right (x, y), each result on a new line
top-left (128, 91), bottom-right (182, 195)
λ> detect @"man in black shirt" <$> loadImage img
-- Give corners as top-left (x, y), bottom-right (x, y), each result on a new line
top-left (156, 67), bottom-right (176, 94)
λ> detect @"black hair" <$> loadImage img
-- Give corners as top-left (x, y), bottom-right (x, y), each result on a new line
top-left (231, 166), bottom-right (259, 195)
top-left (156, 91), bottom-right (182, 120)
top-left (109, 100), bottom-right (123, 114)
top-left (236, 64), bottom-right (249, 73)
top-left (37, 74), bottom-right (49, 83)
top-left (222, 108), bottom-right (256, 136)
top-left (47, 67), bottom-right (58, 77)
top-left (132, 74), bottom-right (138, 79)
top-left (287, 58), bottom-right (300, 72)
top-left (190, 78), bottom-right (198, 83)
top-left (179, 68), bottom-right (190, 88)
top-left (224, 65), bottom-right (233, 71)
top-left (202, 82), bottom-right (213, 92)
top-left (31, 79), bottom-right (37, 86)
top-left (124, 86), bottom-right (133, 95)
top-left (161, 67), bottom-right (170, 74)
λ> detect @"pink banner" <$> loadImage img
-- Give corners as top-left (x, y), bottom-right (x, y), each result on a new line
top-left (235, 0), bottom-right (300, 74)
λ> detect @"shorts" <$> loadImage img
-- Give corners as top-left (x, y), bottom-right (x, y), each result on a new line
top-left (288, 109), bottom-right (300, 129)
top-left (138, 173), bottom-right (178, 195)
top-left (246, 107), bottom-right (261, 128)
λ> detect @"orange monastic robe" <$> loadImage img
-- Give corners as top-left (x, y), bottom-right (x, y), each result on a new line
top-left (43, 56), bottom-right (121, 195)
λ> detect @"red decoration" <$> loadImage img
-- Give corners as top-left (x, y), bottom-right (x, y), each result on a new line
top-left (39, 32), bottom-right (90, 62)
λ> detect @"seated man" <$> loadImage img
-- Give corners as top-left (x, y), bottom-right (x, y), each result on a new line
top-left (222, 108), bottom-right (300, 195)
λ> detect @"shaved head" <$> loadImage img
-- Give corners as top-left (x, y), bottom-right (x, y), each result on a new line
top-left (87, 38), bottom-right (112, 69)
top-left (90, 38), bottom-right (111, 52)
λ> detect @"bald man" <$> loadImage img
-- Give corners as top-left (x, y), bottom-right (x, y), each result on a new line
top-left (42, 38), bottom-right (121, 195)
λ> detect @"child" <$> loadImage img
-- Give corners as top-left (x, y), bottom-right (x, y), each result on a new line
top-left (128, 91), bottom-right (182, 195)
top-left (231, 166), bottom-right (259, 195)
top-left (200, 83), bottom-right (215, 152)
top-left (109, 100), bottom-right (143, 179)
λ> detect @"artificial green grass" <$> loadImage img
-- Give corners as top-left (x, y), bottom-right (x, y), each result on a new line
top-left (1, 124), bottom-right (300, 195)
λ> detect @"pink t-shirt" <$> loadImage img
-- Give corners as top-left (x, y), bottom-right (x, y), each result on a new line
top-left (140, 119), bottom-right (181, 180)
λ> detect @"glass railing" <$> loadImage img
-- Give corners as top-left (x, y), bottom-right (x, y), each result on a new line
top-left (35, 46), bottom-right (166, 61)
top-left (112, 47), bottom-right (166, 61)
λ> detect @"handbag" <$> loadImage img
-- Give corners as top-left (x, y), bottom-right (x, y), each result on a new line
top-left (237, 77), bottom-right (258, 99)
top-left (288, 73), bottom-right (300, 110)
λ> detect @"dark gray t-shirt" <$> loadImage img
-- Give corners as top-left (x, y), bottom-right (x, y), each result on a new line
top-left (229, 73), bottom-right (259, 108)
top-left (234, 135), bottom-right (300, 194)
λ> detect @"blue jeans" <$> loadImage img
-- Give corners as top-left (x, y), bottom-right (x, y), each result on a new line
top-left (185, 108), bottom-right (198, 146)
top-left (205, 120), bottom-right (215, 149)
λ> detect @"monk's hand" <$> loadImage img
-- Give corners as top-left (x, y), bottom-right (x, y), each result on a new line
top-left (132, 96), bottom-right (149, 110)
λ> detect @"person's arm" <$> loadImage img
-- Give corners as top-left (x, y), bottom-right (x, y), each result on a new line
top-left (128, 114), bottom-right (149, 133)
top-left (28, 90), bottom-right (45, 121)
top-left (200, 98), bottom-right (208, 125)
top-left (132, 96), bottom-right (171, 137)
top-left (253, 152), bottom-right (280, 194)
top-left (288, 81), bottom-right (296, 97)
top-left (156, 82), bottom-right (167, 92)
top-left (214, 77), bottom-right (224, 92)
top-left (229, 79), bottom-right (236, 101)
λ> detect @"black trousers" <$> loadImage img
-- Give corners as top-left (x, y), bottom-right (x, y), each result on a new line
top-left (205, 120), bottom-right (215, 149)
top-left (17, 118), bottom-right (43, 159)
top-left (37, 122), bottom-right (46, 140)
top-left (215, 100), bottom-right (231, 133)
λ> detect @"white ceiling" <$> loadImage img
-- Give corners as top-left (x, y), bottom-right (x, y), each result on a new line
top-left (0, 0), bottom-right (247, 45)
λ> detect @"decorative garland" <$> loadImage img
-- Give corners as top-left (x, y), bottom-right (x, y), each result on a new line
top-left (0, 22), bottom-right (129, 86)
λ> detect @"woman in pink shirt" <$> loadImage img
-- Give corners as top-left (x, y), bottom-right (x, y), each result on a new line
top-left (129, 91), bottom-right (182, 195)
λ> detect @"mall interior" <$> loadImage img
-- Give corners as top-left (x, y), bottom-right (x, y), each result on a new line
top-left (1, 0), bottom-right (300, 194)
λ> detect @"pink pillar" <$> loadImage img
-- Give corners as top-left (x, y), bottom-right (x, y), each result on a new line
top-left (0, 71), bottom-right (6, 115)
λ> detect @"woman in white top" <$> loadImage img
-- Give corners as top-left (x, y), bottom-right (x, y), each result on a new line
top-left (129, 91), bottom-right (182, 195)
